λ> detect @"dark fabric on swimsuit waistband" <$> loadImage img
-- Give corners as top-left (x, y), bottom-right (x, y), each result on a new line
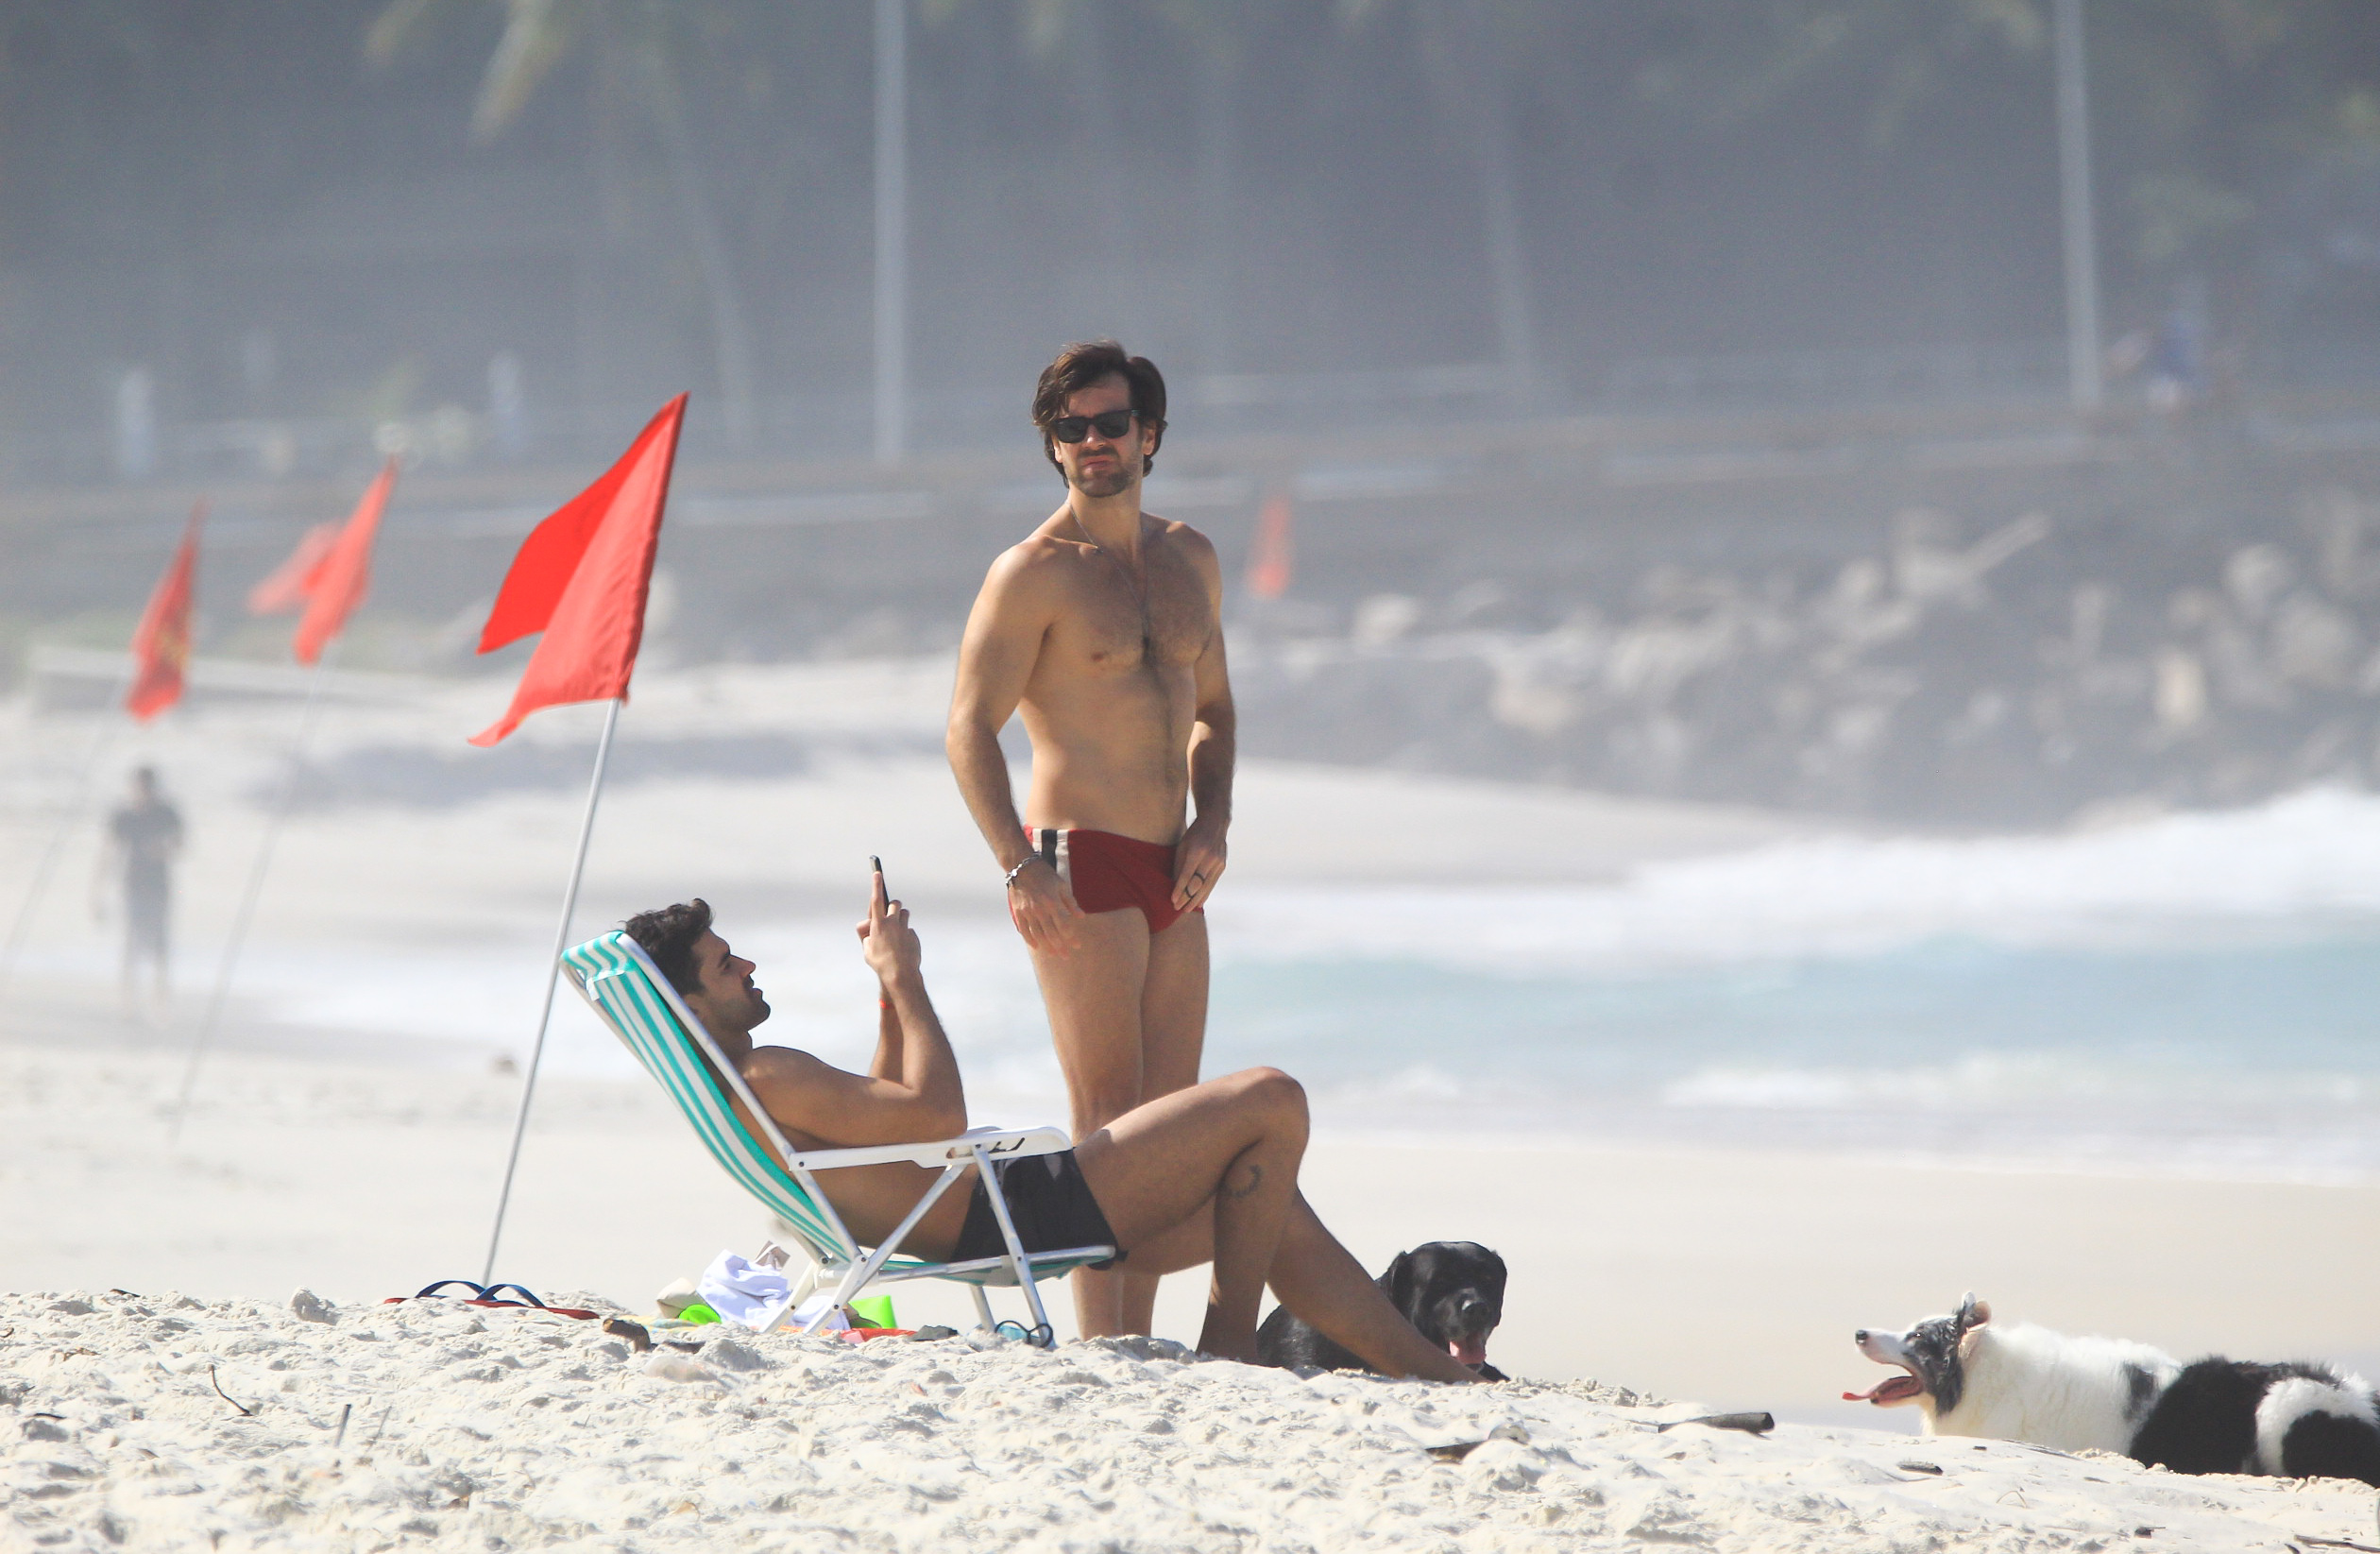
top-left (949, 1146), bottom-right (1121, 1270)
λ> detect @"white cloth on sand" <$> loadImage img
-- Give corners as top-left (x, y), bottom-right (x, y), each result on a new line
top-left (693, 1250), bottom-right (802, 1330)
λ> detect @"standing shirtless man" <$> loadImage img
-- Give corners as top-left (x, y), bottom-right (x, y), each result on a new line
top-left (947, 341), bottom-right (1233, 1340)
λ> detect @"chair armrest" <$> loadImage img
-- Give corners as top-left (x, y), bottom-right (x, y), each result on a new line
top-left (784, 1123), bottom-right (1073, 1173)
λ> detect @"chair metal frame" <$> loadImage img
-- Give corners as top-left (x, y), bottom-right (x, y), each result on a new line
top-left (561, 931), bottom-right (1110, 1341)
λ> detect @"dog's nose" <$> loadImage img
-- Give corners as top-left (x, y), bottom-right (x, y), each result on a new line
top-left (1854, 1330), bottom-right (1869, 1342)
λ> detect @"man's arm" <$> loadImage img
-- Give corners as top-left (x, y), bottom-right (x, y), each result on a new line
top-left (1170, 534), bottom-right (1235, 911)
top-left (744, 885), bottom-right (967, 1146)
top-left (865, 991), bottom-right (901, 1082)
top-left (945, 545), bottom-right (1082, 953)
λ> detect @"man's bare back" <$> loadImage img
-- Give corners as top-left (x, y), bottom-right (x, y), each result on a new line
top-left (946, 344), bottom-right (1235, 1341)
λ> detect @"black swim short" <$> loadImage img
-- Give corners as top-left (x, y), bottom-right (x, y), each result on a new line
top-left (950, 1149), bottom-right (1122, 1269)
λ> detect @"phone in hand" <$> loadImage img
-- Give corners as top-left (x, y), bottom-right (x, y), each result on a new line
top-left (870, 855), bottom-right (888, 910)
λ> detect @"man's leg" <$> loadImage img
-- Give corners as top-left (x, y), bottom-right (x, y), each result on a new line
top-left (1072, 1066), bottom-right (1306, 1361)
top-left (1115, 909), bottom-right (1208, 1332)
top-left (1030, 906), bottom-right (1152, 1338)
top-left (1262, 1194), bottom-right (1482, 1384)
top-left (151, 895), bottom-right (170, 998)
top-left (119, 884), bottom-right (138, 996)
top-left (1074, 1073), bottom-right (1478, 1381)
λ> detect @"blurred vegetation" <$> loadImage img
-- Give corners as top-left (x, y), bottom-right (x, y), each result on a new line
top-left (0, 0), bottom-right (2374, 450)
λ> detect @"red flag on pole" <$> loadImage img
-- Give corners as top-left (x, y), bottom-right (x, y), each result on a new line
top-left (246, 523), bottom-right (338, 616)
top-left (1247, 488), bottom-right (1295, 600)
top-left (468, 395), bottom-right (687, 747)
top-left (127, 504), bottom-right (202, 721)
top-left (292, 460), bottom-right (397, 666)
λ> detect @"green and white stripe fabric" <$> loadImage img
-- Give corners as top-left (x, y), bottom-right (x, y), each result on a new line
top-left (559, 931), bottom-right (1112, 1291)
top-left (562, 931), bottom-right (850, 1255)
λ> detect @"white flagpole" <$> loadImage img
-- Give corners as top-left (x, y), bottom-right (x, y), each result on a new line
top-left (482, 696), bottom-right (621, 1286)
top-left (0, 667), bottom-right (133, 992)
top-left (169, 651), bottom-right (335, 1140)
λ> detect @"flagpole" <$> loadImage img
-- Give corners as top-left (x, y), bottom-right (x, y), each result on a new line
top-left (482, 696), bottom-right (621, 1285)
top-left (168, 652), bottom-right (335, 1140)
top-left (0, 670), bottom-right (133, 992)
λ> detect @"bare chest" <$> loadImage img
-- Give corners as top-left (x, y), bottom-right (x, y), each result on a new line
top-left (1051, 547), bottom-right (1210, 674)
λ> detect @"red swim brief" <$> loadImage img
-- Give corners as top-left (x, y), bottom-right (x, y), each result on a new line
top-left (1022, 827), bottom-right (1201, 935)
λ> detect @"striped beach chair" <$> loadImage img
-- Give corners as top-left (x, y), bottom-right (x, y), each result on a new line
top-left (560, 931), bottom-right (1111, 1342)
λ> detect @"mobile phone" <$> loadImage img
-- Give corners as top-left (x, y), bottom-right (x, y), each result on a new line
top-left (870, 856), bottom-right (888, 906)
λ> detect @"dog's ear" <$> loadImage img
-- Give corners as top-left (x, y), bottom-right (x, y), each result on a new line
top-left (1383, 1250), bottom-right (1414, 1300)
top-left (1955, 1292), bottom-right (1991, 1331)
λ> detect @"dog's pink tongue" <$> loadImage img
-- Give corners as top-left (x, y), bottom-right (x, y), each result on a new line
top-left (1449, 1338), bottom-right (1489, 1369)
top-left (1841, 1375), bottom-right (1924, 1405)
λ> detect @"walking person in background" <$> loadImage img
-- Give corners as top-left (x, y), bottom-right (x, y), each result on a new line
top-left (947, 341), bottom-right (1237, 1341)
top-left (101, 765), bottom-right (182, 1001)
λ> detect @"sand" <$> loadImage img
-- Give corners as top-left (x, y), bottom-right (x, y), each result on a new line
top-left (8, 1289), bottom-right (2377, 1554)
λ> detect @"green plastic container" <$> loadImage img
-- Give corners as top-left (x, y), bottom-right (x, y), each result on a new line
top-left (677, 1303), bottom-right (722, 1325)
top-left (849, 1294), bottom-right (897, 1329)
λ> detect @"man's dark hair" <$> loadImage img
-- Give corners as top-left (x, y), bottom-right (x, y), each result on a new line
top-left (1031, 339), bottom-right (1167, 478)
top-left (624, 898), bottom-right (712, 994)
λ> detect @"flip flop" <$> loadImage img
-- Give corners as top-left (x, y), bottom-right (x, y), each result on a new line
top-left (382, 1280), bottom-right (600, 1321)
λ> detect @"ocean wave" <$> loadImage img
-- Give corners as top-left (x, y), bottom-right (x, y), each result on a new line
top-left (1214, 787), bottom-right (2380, 973)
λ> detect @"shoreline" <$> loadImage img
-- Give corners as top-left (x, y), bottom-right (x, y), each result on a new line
top-left (14, 970), bottom-right (2379, 1199)
top-left (8, 978), bottom-right (2374, 1193)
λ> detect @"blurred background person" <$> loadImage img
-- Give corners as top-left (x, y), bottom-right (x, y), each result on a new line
top-left (99, 764), bottom-right (183, 1002)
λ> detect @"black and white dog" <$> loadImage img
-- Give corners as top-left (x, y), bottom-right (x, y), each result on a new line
top-left (1256, 1240), bottom-right (1508, 1380)
top-left (1851, 1294), bottom-right (2380, 1486)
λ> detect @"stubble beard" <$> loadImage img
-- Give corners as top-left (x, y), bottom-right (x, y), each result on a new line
top-left (1069, 462), bottom-right (1136, 501)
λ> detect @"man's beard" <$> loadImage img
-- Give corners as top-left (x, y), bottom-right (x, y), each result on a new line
top-left (1070, 462), bottom-right (1135, 499)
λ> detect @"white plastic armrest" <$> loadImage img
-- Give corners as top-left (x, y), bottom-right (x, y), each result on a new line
top-left (783, 1123), bottom-right (1073, 1174)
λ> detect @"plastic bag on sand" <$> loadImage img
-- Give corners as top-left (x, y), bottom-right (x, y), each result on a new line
top-left (694, 1250), bottom-right (802, 1331)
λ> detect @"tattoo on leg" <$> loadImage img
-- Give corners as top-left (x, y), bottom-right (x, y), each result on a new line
top-left (1222, 1162), bottom-right (1264, 1201)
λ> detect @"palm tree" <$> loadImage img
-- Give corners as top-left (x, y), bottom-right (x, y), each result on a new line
top-left (367, 0), bottom-right (760, 447)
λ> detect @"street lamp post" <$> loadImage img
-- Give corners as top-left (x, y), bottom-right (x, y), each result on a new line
top-left (874, 0), bottom-right (908, 467)
top-left (2054, 0), bottom-right (2104, 414)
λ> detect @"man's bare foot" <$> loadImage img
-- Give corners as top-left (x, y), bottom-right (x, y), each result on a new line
top-left (1195, 1323), bottom-right (1259, 1364)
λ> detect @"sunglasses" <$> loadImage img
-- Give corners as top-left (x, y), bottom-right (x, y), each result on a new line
top-left (1048, 409), bottom-right (1137, 443)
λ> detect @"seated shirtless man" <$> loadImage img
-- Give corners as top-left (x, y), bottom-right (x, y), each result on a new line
top-left (623, 874), bottom-right (1482, 1383)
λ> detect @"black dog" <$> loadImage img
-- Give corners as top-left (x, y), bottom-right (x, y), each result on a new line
top-left (1255, 1240), bottom-right (1507, 1380)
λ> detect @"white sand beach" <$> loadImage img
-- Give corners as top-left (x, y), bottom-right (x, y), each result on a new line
top-left (8, 660), bottom-right (2380, 1547)
top-left (8, 1286), bottom-right (2378, 1553)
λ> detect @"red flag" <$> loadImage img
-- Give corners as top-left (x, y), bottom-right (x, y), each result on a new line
top-left (1247, 489), bottom-right (1295, 600)
top-left (469, 395), bottom-right (687, 746)
top-left (292, 460), bottom-right (397, 666)
top-left (247, 523), bottom-right (338, 616)
top-left (127, 504), bottom-right (203, 721)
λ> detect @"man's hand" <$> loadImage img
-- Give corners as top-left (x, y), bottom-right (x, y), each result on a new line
top-left (1007, 859), bottom-right (1084, 956)
top-left (1170, 813), bottom-right (1228, 912)
top-left (856, 873), bottom-right (922, 988)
